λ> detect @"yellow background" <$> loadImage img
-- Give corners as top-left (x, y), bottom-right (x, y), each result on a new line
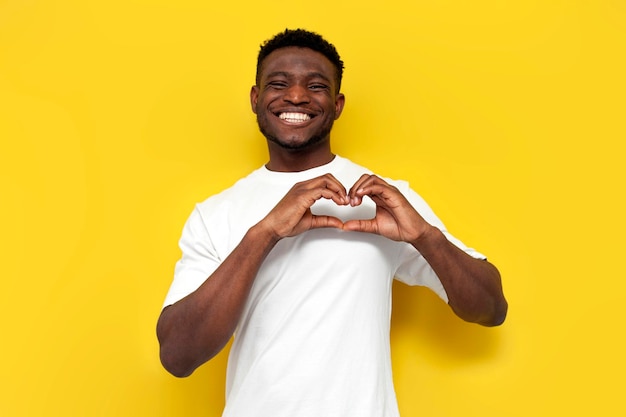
top-left (1, 0), bottom-right (624, 415)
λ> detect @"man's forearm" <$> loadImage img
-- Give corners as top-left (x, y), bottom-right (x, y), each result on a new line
top-left (411, 226), bottom-right (508, 326)
top-left (157, 223), bottom-right (279, 377)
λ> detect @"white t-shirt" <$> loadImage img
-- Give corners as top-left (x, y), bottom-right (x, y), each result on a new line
top-left (163, 156), bottom-right (485, 417)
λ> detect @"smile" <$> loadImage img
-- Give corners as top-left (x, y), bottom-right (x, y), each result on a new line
top-left (278, 112), bottom-right (312, 124)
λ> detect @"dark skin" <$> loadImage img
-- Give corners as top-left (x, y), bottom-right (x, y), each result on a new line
top-left (157, 47), bottom-right (507, 378)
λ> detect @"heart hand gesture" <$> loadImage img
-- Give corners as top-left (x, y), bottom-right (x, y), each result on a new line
top-left (343, 174), bottom-right (432, 244)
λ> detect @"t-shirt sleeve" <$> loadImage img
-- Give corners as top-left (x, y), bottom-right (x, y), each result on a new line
top-left (162, 205), bottom-right (222, 308)
top-left (393, 182), bottom-right (486, 303)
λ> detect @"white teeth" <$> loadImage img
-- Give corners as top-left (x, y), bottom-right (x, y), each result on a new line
top-left (279, 112), bottom-right (311, 123)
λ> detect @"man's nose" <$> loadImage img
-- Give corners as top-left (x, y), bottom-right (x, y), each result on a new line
top-left (283, 84), bottom-right (310, 104)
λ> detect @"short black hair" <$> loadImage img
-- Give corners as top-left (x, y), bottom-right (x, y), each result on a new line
top-left (256, 28), bottom-right (345, 91)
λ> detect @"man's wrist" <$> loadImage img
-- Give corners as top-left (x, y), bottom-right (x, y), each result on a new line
top-left (410, 224), bottom-right (445, 252)
top-left (249, 221), bottom-right (282, 247)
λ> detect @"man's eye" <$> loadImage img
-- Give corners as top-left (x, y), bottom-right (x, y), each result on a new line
top-left (268, 82), bottom-right (287, 89)
top-left (309, 84), bottom-right (328, 90)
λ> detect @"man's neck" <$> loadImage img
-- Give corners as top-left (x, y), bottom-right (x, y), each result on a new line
top-left (265, 146), bottom-right (335, 173)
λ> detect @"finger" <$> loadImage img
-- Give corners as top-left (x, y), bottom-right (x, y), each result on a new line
top-left (290, 176), bottom-right (347, 207)
top-left (342, 218), bottom-right (378, 234)
top-left (348, 174), bottom-right (376, 206)
top-left (357, 179), bottom-right (399, 198)
top-left (351, 177), bottom-right (396, 207)
top-left (355, 176), bottom-right (394, 195)
top-left (305, 174), bottom-right (349, 205)
top-left (357, 182), bottom-right (391, 197)
top-left (319, 174), bottom-right (349, 204)
top-left (317, 187), bottom-right (351, 206)
top-left (348, 174), bottom-right (372, 195)
top-left (309, 215), bottom-right (345, 230)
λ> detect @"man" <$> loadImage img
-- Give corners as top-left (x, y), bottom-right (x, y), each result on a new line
top-left (157, 29), bottom-right (507, 416)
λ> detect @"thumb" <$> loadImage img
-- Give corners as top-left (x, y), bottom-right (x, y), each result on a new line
top-left (309, 215), bottom-right (345, 230)
top-left (342, 219), bottom-right (378, 234)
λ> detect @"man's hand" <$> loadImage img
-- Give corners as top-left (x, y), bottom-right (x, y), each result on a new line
top-left (260, 173), bottom-right (350, 240)
top-left (343, 174), bottom-right (507, 326)
top-left (158, 174), bottom-right (353, 377)
top-left (343, 174), bottom-right (432, 243)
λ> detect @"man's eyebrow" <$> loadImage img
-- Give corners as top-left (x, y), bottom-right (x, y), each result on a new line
top-left (264, 71), bottom-right (332, 83)
top-left (307, 72), bottom-right (332, 83)
top-left (265, 71), bottom-right (290, 79)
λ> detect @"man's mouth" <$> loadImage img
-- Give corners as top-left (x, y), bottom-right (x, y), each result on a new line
top-left (278, 112), bottom-right (312, 124)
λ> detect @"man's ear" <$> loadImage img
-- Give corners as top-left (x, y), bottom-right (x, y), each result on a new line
top-left (250, 85), bottom-right (259, 114)
top-left (334, 93), bottom-right (346, 120)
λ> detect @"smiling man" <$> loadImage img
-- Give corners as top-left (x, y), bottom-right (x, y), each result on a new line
top-left (157, 29), bottom-right (507, 417)
top-left (252, 37), bottom-right (345, 170)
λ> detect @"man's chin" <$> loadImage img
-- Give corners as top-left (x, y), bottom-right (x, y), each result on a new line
top-left (265, 134), bottom-right (326, 151)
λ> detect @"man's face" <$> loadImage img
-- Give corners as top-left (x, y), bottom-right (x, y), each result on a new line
top-left (250, 47), bottom-right (345, 151)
